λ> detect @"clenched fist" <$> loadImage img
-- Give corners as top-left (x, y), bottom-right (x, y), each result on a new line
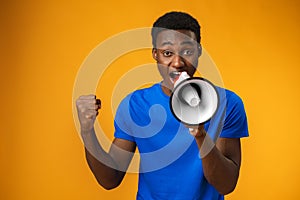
top-left (76, 95), bottom-right (101, 131)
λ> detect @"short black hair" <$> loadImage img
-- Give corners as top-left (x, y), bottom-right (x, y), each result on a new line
top-left (151, 11), bottom-right (201, 47)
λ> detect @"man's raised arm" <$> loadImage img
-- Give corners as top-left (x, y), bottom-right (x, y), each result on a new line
top-left (76, 95), bottom-right (136, 190)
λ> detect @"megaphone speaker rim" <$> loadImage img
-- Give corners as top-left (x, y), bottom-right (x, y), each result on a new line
top-left (169, 77), bottom-right (220, 126)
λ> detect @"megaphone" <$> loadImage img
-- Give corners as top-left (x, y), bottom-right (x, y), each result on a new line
top-left (170, 72), bottom-right (219, 125)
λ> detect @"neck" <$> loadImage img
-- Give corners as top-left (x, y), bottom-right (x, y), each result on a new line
top-left (160, 82), bottom-right (172, 96)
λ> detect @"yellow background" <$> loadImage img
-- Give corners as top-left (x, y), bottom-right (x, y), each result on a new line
top-left (1, 0), bottom-right (300, 199)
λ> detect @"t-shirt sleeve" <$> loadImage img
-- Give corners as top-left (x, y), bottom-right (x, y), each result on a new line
top-left (114, 95), bottom-right (136, 142)
top-left (220, 91), bottom-right (249, 138)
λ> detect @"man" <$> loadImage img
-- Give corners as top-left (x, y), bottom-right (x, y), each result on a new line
top-left (76, 11), bottom-right (248, 200)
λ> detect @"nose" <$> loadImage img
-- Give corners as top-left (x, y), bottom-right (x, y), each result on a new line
top-left (170, 54), bottom-right (184, 69)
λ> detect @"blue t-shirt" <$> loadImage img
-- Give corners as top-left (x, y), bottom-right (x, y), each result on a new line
top-left (114, 83), bottom-right (249, 200)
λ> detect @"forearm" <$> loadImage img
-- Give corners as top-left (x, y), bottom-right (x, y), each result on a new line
top-left (82, 128), bottom-right (123, 189)
top-left (202, 146), bottom-right (239, 194)
top-left (195, 134), bottom-right (240, 195)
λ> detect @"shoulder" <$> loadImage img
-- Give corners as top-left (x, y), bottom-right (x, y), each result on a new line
top-left (217, 87), bottom-right (246, 119)
top-left (114, 83), bottom-right (162, 130)
top-left (131, 83), bottom-right (161, 99)
top-left (215, 87), bottom-right (245, 110)
top-left (215, 87), bottom-right (249, 138)
top-left (224, 89), bottom-right (246, 115)
top-left (225, 89), bottom-right (243, 103)
top-left (224, 89), bottom-right (245, 111)
top-left (118, 83), bottom-right (161, 110)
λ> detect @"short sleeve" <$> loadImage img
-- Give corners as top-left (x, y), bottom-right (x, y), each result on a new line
top-left (220, 91), bottom-right (249, 138)
top-left (114, 95), bottom-right (136, 142)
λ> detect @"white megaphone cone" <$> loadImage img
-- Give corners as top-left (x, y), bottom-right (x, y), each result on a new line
top-left (173, 72), bottom-right (201, 108)
top-left (170, 72), bottom-right (219, 125)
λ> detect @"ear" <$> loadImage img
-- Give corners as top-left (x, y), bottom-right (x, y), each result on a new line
top-left (152, 48), bottom-right (158, 60)
top-left (198, 44), bottom-right (202, 57)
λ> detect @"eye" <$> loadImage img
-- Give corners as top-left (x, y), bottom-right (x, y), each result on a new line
top-left (181, 49), bottom-right (194, 56)
top-left (162, 50), bottom-right (173, 57)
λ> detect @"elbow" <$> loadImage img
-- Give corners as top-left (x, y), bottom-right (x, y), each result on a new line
top-left (216, 175), bottom-right (239, 195)
top-left (95, 177), bottom-right (121, 190)
top-left (101, 184), bottom-right (118, 191)
top-left (218, 184), bottom-right (237, 195)
top-left (206, 174), bottom-right (239, 195)
top-left (216, 168), bottom-right (240, 195)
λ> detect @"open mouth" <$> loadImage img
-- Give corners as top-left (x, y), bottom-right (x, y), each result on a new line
top-left (169, 71), bottom-right (181, 84)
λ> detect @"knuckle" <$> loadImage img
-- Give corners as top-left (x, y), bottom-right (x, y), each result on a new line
top-left (76, 99), bottom-right (81, 105)
top-left (78, 95), bottom-right (86, 99)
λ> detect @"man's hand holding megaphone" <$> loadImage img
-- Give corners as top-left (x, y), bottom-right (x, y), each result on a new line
top-left (187, 125), bottom-right (206, 138)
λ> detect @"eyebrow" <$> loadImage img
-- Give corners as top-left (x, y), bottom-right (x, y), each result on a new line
top-left (159, 40), bottom-right (196, 47)
top-left (180, 41), bottom-right (195, 46)
top-left (160, 41), bottom-right (173, 46)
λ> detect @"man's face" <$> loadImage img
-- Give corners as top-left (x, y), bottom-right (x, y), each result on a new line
top-left (152, 29), bottom-right (201, 93)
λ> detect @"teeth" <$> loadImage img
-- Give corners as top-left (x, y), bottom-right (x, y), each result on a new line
top-left (169, 71), bottom-right (181, 84)
top-left (169, 71), bottom-right (181, 79)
